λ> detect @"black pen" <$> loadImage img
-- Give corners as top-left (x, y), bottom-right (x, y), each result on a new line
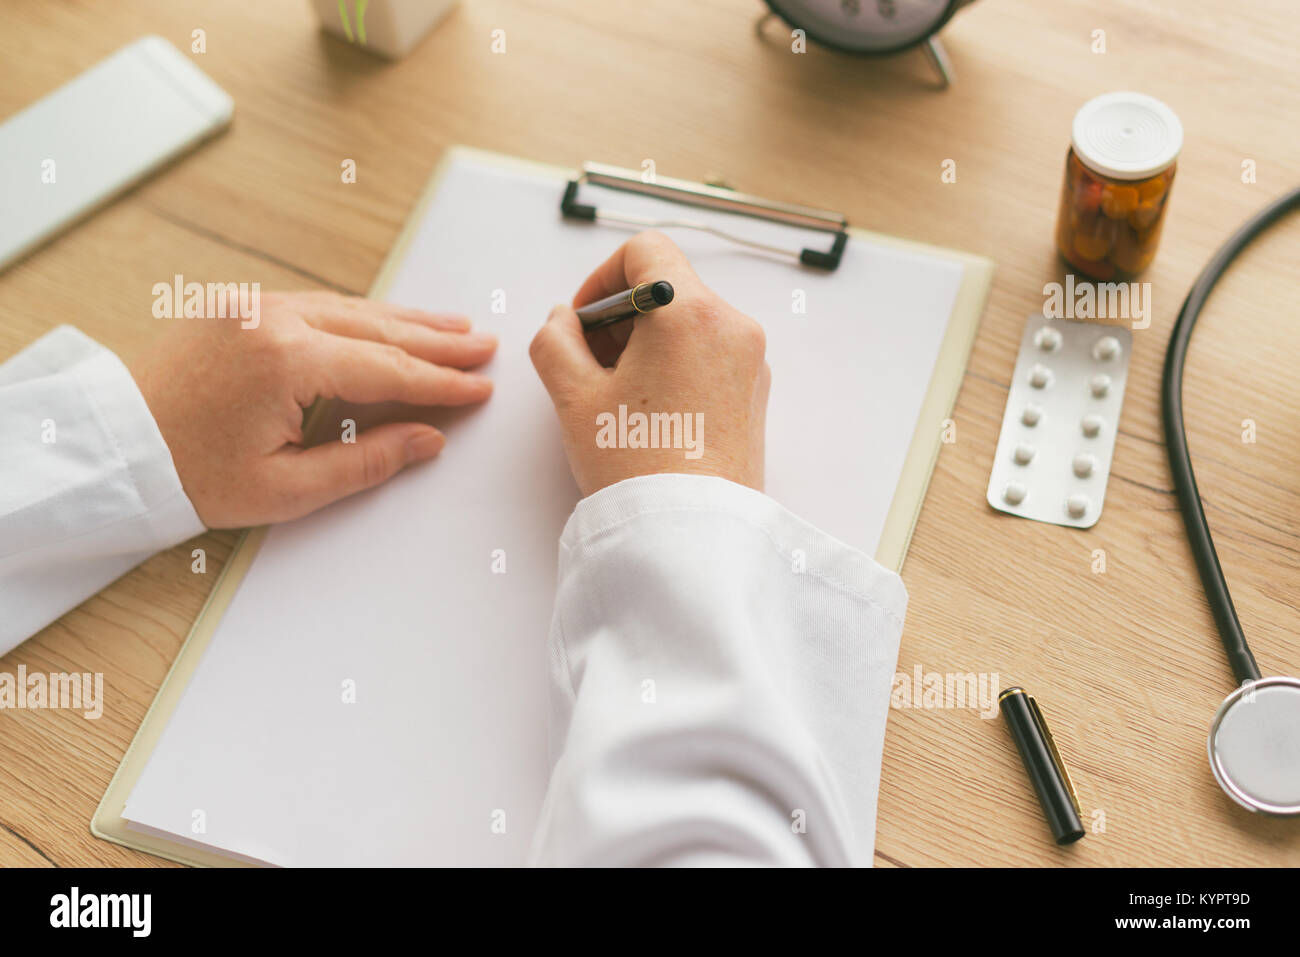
top-left (576, 281), bottom-right (674, 331)
top-left (998, 687), bottom-right (1086, 845)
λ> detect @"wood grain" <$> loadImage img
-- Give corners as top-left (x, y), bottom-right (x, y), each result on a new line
top-left (1, 0), bottom-right (1297, 866)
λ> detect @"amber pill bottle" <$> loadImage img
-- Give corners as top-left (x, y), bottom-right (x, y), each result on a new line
top-left (1055, 92), bottom-right (1183, 281)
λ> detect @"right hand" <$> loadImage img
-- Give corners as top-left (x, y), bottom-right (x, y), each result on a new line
top-left (529, 232), bottom-right (770, 497)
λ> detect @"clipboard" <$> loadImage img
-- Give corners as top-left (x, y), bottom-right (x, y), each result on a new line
top-left (92, 146), bottom-right (994, 866)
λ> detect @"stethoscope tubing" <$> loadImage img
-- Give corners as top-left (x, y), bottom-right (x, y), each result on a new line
top-left (1160, 184), bottom-right (1300, 686)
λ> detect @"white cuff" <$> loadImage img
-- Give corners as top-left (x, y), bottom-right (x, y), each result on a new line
top-left (562, 473), bottom-right (907, 625)
top-left (0, 326), bottom-right (204, 652)
top-left (71, 332), bottom-right (207, 545)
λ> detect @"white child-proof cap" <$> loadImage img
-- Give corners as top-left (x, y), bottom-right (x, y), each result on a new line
top-left (1071, 91), bottom-right (1183, 181)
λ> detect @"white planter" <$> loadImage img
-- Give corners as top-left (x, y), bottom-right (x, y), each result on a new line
top-left (309, 0), bottom-right (458, 59)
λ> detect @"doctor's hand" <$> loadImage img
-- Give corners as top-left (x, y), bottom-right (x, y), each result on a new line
top-left (530, 231), bottom-right (770, 497)
top-left (129, 291), bottom-right (496, 528)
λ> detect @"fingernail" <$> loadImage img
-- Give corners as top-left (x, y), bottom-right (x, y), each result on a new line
top-left (405, 429), bottom-right (445, 463)
top-left (468, 330), bottom-right (497, 347)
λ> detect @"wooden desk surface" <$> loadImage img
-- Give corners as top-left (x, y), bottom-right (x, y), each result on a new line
top-left (3, 0), bottom-right (1298, 867)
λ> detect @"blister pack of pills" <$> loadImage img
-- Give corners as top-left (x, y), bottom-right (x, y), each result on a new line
top-left (986, 315), bottom-right (1132, 528)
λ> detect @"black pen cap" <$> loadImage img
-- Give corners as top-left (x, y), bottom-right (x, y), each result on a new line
top-left (998, 687), bottom-right (1085, 846)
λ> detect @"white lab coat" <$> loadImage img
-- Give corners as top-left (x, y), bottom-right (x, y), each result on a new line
top-left (1, 327), bottom-right (907, 867)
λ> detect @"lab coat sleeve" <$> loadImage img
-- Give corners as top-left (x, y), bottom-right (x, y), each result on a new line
top-left (0, 326), bottom-right (205, 655)
top-left (530, 473), bottom-right (907, 867)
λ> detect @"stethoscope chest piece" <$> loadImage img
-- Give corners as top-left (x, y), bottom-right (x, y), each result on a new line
top-left (1209, 676), bottom-right (1300, 814)
top-left (1163, 185), bottom-right (1300, 816)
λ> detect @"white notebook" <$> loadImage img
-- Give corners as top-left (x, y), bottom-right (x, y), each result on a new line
top-left (94, 148), bottom-right (993, 866)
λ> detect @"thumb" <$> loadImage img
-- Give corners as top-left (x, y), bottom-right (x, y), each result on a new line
top-left (529, 304), bottom-right (603, 403)
top-left (265, 422), bottom-right (445, 521)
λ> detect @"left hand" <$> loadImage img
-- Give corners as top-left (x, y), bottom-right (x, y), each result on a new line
top-left (129, 290), bottom-right (497, 528)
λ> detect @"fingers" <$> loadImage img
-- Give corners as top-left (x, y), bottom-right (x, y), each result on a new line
top-left (295, 291), bottom-right (473, 333)
top-left (308, 310), bottom-right (496, 369)
top-left (265, 423), bottom-right (445, 522)
top-left (295, 294), bottom-right (495, 368)
top-left (530, 303), bottom-right (604, 402)
top-left (382, 307), bottom-right (472, 333)
top-left (572, 231), bottom-right (703, 309)
top-left (309, 331), bottom-right (493, 406)
top-left (568, 232), bottom-right (708, 367)
top-left (584, 322), bottom-right (633, 368)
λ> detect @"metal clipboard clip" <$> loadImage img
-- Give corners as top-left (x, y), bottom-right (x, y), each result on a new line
top-left (561, 162), bottom-right (850, 271)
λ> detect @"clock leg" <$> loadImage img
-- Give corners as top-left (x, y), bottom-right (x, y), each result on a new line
top-left (922, 36), bottom-right (955, 88)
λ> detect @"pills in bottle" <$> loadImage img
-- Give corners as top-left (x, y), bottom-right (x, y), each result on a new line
top-left (1054, 92), bottom-right (1183, 281)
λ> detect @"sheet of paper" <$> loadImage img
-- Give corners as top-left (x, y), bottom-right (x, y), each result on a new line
top-left (122, 152), bottom-right (962, 865)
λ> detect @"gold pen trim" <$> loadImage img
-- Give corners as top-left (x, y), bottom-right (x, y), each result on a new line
top-left (630, 283), bottom-right (649, 314)
top-left (1026, 693), bottom-right (1083, 819)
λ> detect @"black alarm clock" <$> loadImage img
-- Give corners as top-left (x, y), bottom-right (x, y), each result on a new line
top-left (758, 0), bottom-right (977, 86)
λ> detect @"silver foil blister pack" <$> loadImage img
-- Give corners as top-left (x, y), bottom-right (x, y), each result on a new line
top-left (986, 315), bottom-right (1132, 528)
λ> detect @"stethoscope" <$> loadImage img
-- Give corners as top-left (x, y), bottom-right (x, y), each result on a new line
top-left (1162, 183), bottom-right (1300, 814)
